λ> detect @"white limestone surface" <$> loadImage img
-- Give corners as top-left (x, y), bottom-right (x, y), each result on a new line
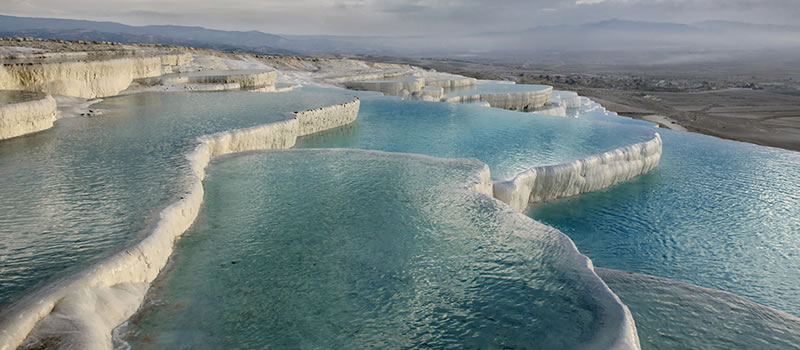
top-left (444, 87), bottom-right (554, 111)
top-left (470, 164), bottom-right (494, 197)
top-left (0, 56), bottom-right (185, 98)
top-left (530, 103), bottom-right (568, 118)
top-left (323, 68), bottom-right (416, 84)
top-left (552, 91), bottom-right (583, 109)
top-left (0, 94), bottom-right (57, 140)
top-left (344, 75), bottom-right (425, 96)
top-left (423, 72), bottom-right (477, 89)
top-left (0, 97), bottom-right (360, 350)
top-left (494, 133), bottom-right (663, 212)
top-left (158, 70), bottom-right (277, 89)
top-left (419, 86), bottom-right (444, 101)
top-left (339, 71), bottom-right (475, 101)
top-left (295, 99), bottom-right (360, 136)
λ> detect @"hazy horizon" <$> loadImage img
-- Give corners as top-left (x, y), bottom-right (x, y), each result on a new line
top-left (3, 0), bottom-right (799, 37)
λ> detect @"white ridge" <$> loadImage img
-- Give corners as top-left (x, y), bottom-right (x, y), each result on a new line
top-left (0, 98), bottom-right (360, 350)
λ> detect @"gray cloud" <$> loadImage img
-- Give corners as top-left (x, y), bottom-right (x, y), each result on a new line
top-left (2, 0), bottom-right (798, 36)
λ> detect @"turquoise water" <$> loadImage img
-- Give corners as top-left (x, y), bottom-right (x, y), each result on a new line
top-left (597, 268), bottom-right (800, 350)
top-left (528, 129), bottom-right (800, 315)
top-left (3, 79), bottom-right (797, 348)
top-left (296, 95), bottom-right (656, 180)
top-left (442, 81), bottom-right (551, 99)
top-left (0, 88), bottom-right (353, 308)
top-left (123, 150), bottom-right (629, 349)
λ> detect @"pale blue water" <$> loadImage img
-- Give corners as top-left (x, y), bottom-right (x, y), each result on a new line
top-left (442, 81), bottom-right (551, 99)
top-left (123, 150), bottom-right (628, 349)
top-left (0, 88), bottom-right (354, 308)
top-left (2, 80), bottom-right (797, 349)
top-left (528, 129), bottom-right (800, 316)
top-left (596, 268), bottom-right (800, 350)
top-left (296, 95), bottom-right (656, 180)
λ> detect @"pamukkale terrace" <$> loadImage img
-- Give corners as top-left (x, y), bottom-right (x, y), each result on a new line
top-left (0, 37), bottom-right (798, 350)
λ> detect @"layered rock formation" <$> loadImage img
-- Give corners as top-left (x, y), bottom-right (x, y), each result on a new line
top-left (0, 54), bottom-right (190, 98)
top-left (552, 91), bottom-right (583, 109)
top-left (443, 87), bottom-right (554, 111)
top-left (137, 69), bottom-right (277, 91)
top-left (344, 75), bottom-right (425, 96)
top-left (0, 93), bottom-right (57, 140)
top-left (530, 103), bottom-right (568, 118)
top-left (339, 71), bottom-right (476, 101)
top-left (494, 133), bottom-right (662, 211)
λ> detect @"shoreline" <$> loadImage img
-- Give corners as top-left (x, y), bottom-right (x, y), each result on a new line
top-left (640, 115), bottom-right (687, 131)
top-left (346, 56), bottom-right (800, 153)
top-left (569, 89), bottom-right (800, 152)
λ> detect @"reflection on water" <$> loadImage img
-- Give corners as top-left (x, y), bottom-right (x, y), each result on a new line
top-left (598, 268), bottom-right (800, 350)
top-left (529, 129), bottom-right (800, 315)
top-left (297, 94), bottom-right (656, 180)
top-left (0, 88), bottom-right (354, 307)
top-left (124, 150), bottom-right (628, 350)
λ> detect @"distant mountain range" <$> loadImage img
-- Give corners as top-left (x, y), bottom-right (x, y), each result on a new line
top-left (1, 14), bottom-right (799, 57)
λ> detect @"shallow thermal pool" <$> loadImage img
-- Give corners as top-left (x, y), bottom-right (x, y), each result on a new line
top-left (4, 79), bottom-right (796, 349)
top-left (122, 149), bottom-right (631, 349)
top-left (528, 128), bottom-right (800, 316)
top-left (296, 94), bottom-right (657, 180)
top-left (0, 88), bottom-right (354, 307)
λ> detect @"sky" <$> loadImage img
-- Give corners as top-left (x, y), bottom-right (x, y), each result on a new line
top-left (3, 0), bottom-right (799, 36)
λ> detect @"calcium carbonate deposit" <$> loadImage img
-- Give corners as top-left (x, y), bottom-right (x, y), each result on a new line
top-left (0, 91), bottom-right (56, 140)
top-left (1, 43), bottom-right (797, 350)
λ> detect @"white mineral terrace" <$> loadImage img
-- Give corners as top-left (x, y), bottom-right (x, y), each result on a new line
top-left (552, 90), bottom-right (584, 109)
top-left (0, 54), bottom-right (191, 99)
top-left (136, 69), bottom-right (277, 91)
top-left (494, 133), bottom-right (663, 212)
top-left (0, 50), bottom-right (660, 350)
top-left (0, 98), bottom-right (361, 350)
top-left (344, 75), bottom-right (426, 96)
top-left (530, 102), bottom-right (569, 118)
top-left (339, 70), bottom-right (478, 102)
top-left (338, 71), bottom-right (555, 111)
top-left (442, 87), bottom-right (554, 110)
top-left (0, 52), bottom-right (283, 139)
top-left (0, 92), bottom-right (57, 140)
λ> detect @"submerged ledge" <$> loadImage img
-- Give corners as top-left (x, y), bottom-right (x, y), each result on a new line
top-left (0, 97), bottom-right (360, 350)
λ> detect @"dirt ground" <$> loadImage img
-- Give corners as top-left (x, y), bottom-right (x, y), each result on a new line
top-left (574, 87), bottom-right (800, 151)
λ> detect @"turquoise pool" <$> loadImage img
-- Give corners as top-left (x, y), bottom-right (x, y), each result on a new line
top-left (528, 128), bottom-right (800, 316)
top-left (296, 94), bottom-right (656, 180)
top-left (0, 88), bottom-right (354, 307)
top-left (122, 150), bottom-right (632, 349)
top-left (2, 83), bottom-right (797, 349)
